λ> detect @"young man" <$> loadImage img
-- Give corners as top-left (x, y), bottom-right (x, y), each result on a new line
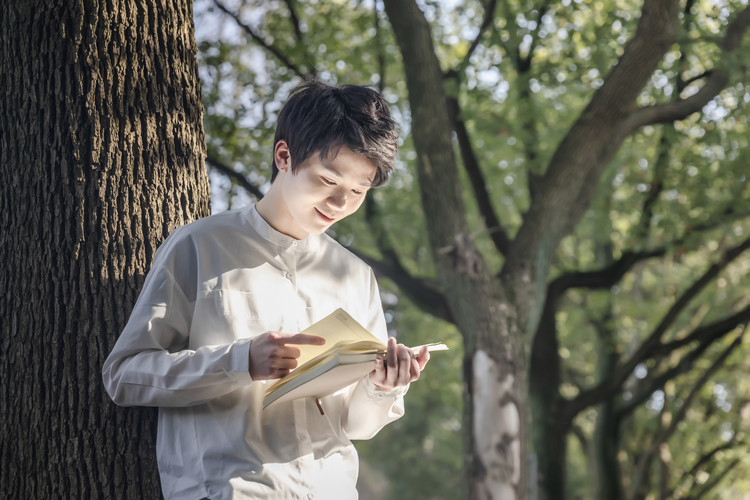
top-left (102, 80), bottom-right (430, 499)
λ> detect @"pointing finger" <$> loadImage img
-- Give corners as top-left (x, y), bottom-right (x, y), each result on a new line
top-left (280, 333), bottom-right (326, 346)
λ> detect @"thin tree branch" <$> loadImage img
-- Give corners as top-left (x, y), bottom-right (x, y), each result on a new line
top-left (350, 247), bottom-right (454, 324)
top-left (551, 248), bottom-right (666, 293)
top-left (282, 0), bottom-right (304, 42)
top-left (566, 235), bottom-right (750, 416)
top-left (374, 0), bottom-right (386, 92)
top-left (444, 74), bottom-right (510, 255)
top-left (683, 459), bottom-right (741, 500)
top-left (363, 195), bottom-right (408, 275)
top-left (212, 0), bottom-right (308, 78)
top-left (652, 306), bottom-right (750, 358)
top-left (628, 332), bottom-right (742, 495)
top-left (359, 196), bottom-right (455, 324)
top-left (515, 0), bottom-right (552, 73)
top-left (669, 439), bottom-right (737, 499)
top-left (623, 5), bottom-right (750, 132)
top-left (552, 208), bottom-right (750, 293)
top-left (206, 154), bottom-right (264, 200)
top-left (632, 127), bottom-right (671, 243)
top-left (457, 0), bottom-right (498, 73)
top-left (618, 327), bottom-right (744, 417)
top-left (282, 0), bottom-right (317, 76)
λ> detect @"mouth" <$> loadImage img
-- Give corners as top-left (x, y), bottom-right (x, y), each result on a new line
top-left (315, 208), bottom-right (335, 223)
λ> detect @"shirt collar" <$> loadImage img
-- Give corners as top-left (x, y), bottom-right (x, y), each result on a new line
top-left (246, 204), bottom-right (314, 251)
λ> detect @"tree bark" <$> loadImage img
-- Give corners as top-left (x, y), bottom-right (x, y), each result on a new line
top-left (384, 2), bottom-right (526, 499)
top-left (0, 1), bottom-right (209, 497)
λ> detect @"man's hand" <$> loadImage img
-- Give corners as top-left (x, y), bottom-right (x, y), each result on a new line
top-left (249, 331), bottom-right (325, 380)
top-left (370, 337), bottom-right (430, 390)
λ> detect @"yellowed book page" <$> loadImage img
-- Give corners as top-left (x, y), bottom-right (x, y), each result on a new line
top-left (294, 308), bottom-right (385, 366)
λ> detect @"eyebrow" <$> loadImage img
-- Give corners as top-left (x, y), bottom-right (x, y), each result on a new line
top-left (322, 163), bottom-right (373, 187)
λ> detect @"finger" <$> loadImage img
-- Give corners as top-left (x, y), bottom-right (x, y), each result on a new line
top-left (409, 357), bottom-right (421, 381)
top-left (416, 345), bottom-right (430, 370)
top-left (369, 357), bottom-right (389, 389)
top-left (281, 333), bottom-right (326, 346)
top-left (273, 344), bottom-right (302, 360)
top-left (373, 356), bottom-right (385, 379)
top-left (386, 337), bottom-right (398, 368)
top-left (271, 357), bottom-right (299, 371)
top-left (271, 367), bottom-right (291, 378)
top-left (397, 345), bottom-right (412, 386)
top-left (385, 339), bottom-right (399, 386)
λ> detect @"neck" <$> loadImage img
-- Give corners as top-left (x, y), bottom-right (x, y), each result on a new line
top-left (254, 189), bottom-right (307, 240)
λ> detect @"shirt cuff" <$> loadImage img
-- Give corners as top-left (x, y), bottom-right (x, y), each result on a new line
top-left (231, 338), bottom-right (254, 384)
top-left (364, 375), bottom-right (409, 399)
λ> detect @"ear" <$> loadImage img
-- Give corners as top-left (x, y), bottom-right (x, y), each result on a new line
top-left (274, 140), bottom-right (291, 172)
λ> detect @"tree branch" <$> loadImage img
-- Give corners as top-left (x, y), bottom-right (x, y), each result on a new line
top-left (282, 0), bottom-right (317, 76)
top-left (350, 247), bottom-right (454, 324)
top-left (359, 196), bottom-right (454, 323)
top-left (651, 305), bottom-right (750, 358)
top-left (211, 0), bottom-right (309, 78)
top-left (282, 0), bottom-right (304, 42)
top-left (632, 127), bottom-right (671, 243)
top-left (623, 5), bottom-right (750, 132)
top-left (507, 0), bottom-right (682, 274)
top-left (444, 73), bottom-right (510, 255)
top-left (551, 208), bottom-right (750, 293)
top-left (206, 154), bottom-right (264, 200)
top-left (457, 0), bottom-right (498, 73)
top-left (685, 459), bottom-right (741, 500)
top-left (374, 0), bottom-right (386, 92)
top-left (627, 332), bottom-right (741, 496)
top-left (515, 0), bottom-right (552, 73)
top-left (618, 327), bottom-right (744, 418)
top-left (550, 248), bottom-right (666, 294)
top-left (670, 439), bottom-right (737, 499)
top-left (566, 235), bottom-right (750, 416)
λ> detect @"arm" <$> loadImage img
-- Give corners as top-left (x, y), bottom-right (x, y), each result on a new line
top-left (102, 229), bottom-right (326, 408)
top-left (102, 232), bottom-right (255, 407)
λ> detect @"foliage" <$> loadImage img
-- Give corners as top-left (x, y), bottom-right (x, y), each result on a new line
top-left (193, 0), bottom-right (750, 498)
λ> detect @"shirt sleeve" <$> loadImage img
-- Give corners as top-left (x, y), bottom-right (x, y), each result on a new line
top-left (340, 268), bottom-right (408, 440)
top-left (101, 229), bottom-right (253, 408)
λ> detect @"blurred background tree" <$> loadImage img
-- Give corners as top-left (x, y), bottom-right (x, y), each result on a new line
top-left (192, 1), bottom-right (750, 499)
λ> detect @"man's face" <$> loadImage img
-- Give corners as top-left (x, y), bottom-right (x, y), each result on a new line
top-left (273, 142), bottom-right (377, 239)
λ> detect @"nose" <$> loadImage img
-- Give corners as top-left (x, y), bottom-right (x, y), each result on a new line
top-left (327, 189), bottom-right (347, 211)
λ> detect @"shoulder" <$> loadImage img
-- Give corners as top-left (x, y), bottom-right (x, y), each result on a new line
top-left (164, 208), bottom-right (248, 244)
top-left (154, 208), bottom-right (250, 262)
top-left (318, 233), bottom-right (375, 277)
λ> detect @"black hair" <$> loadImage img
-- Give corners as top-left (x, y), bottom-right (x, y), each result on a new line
top-left (271, 79), bottom-right (398, 187)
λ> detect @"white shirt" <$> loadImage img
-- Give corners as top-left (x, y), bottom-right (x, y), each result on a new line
top-left (102, 205), bottom-right (407, 499)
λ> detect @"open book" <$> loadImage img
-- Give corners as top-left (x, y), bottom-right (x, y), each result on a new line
top-left (263, 308), bottom-right (448, 408)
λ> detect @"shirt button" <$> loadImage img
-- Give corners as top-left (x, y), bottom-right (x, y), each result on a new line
top-left (292, 241), bottom-right (298, 247)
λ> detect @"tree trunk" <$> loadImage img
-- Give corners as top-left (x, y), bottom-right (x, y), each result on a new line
top-left (383, 2), bottom-right (526, 498)
top-left (530, 293), bottom-right (566, 500)
top-left (0, 1), bottom-right (209, 497)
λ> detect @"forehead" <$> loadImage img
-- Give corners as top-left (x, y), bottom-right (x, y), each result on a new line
top-left (315, 147), bottom-right (376, 185)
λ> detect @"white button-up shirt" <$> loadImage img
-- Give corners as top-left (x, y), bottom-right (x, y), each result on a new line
top-left (102, 205), bottom-right (406, 499)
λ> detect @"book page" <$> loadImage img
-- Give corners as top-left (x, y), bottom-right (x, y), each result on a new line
top-left (294, 309), bottom-right (385, 366)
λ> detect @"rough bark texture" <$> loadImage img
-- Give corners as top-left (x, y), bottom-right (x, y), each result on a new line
top-left (0, 1), bottom-right (209, 497)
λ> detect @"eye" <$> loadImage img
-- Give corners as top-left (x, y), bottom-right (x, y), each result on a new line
top-left (322, 177), bottom-right (336, 186)
top-left (352, 189), bottom-right (364, 196)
